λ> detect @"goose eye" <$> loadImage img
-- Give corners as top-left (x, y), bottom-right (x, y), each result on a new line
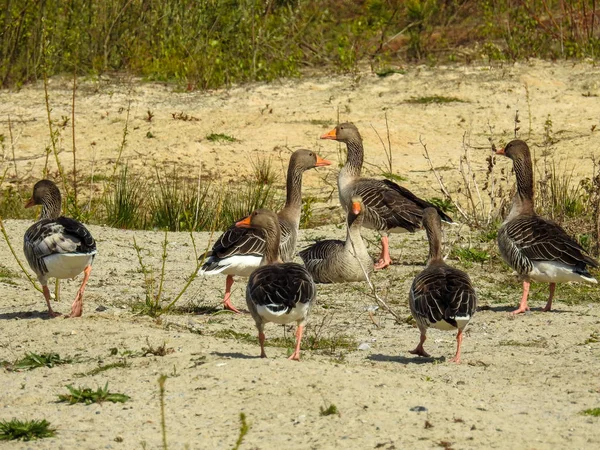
top-left (309, 152), bottom-right (314, 157)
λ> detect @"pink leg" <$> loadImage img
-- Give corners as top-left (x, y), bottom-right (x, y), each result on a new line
top-left (42, 285), bottom-right (61, 318)
top-left (68, 265), bottom-right (92, 318)
top-left (374, 236), bottom-right (392, 270)
top-left (449, 329), bottom-right (463, 363)
top-left (542, 283), bottom-right (556, 312)
top-left (511, 280), bottom-right (531, 315)
top-left (223, 275), bottom-right (241, 314)
top-left (288, 324), bottom-right (304, 361)
top-left (409, 332), bottom-right (430, 357)
top-left (258, 331), bottom-right (267, 358)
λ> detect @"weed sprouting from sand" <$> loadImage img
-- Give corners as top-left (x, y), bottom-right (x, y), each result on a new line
top-left (142, 338), bottom-right (174, 357)
top-left (206, 133), bottom-right (238, 143)
top-left (451, 247), bottom-right (490, 265)
top-left (580, 331), bottom-right (599, 345)
top-left (2, 353), bottom-right (71, 371)
top-left (406, 96), bottom-right (465, 104)
top-left (57, 383), bottom-right (130, 405)
top-left (0, 418), bottom-right (56, 441)
top-left (581, 408), bottom-right (600, 417)
top-left (75, 361), bottom-right (130, 378)
top-left (232, 413), bottom-right (250, 450)
top-left (319, 404), bottom-right (339, 416)
top-left (499, 339), bottom-right (547, 348)
top-left (158, 375), bottom-right (168, 450)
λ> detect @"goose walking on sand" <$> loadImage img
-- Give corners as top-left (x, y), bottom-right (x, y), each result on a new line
top-left (409, 208), bottom-right (477, 363)
top-left (23, 180), bottom-right (97, 318)
top-left (299, 195), bottom-right (372, 283)
top-left (236, 209), bottom-right (316, 361)
top-left (320, 123), bottom-right (453, 270)
top-left (496, 140), bottom-right (598, 315)
top-left (199, 149), bottom-right (329, 313)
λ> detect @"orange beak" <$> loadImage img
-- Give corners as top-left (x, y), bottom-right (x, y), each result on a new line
top-left (24, 197), bottom-right (35, 208)
top-left (496, 147), bottom-right (505, 155)
top-left (315, 155), bottom-right (332, 167)
top-left (320, 128), bottom-right (337, 140)
top-left (235, 216), bottom-right (252, 228)
top-left (352, 201), bottom-right (361, 215)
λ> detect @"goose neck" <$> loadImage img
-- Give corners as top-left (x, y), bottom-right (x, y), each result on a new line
top-left (343, 138), bottom-right (364, 178)
top-left (263, 224), bottom-right (283, 265)
top-left (40, 196), bottom-right (62, 219)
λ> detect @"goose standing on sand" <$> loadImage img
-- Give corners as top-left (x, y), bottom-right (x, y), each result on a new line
top-left (23, 180), bottom-right (97, 317)
top-left (236, 209), bottom-right (316, 361)
top-left (299, 195), bottom-right (372, 283)
top-left (409, 208), bottom-right (476, 363)
top-left (496, 140), bottom-right (598, 315)
top-left (199, 149), bottom-right (330, 313)
top-left (320, 123), bottom-right (454, 269)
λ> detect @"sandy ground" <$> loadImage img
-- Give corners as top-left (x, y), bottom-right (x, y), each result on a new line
top-left (1, 60), bottom-right (600, 449)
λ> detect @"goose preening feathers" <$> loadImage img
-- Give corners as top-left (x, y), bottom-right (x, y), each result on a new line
top-left (320, 122), bottom-right (454, 269)
top-left (198, 149), bottom-right (330, 313)
top-left (299, 195), bottom-right (372, 283)
top-left (237, 209), bottom-right (316, 361)
top-left (409, 208), bottom-right (477, 363)
top-left (496, 140), bottom-right (598, 315)
top-left (23, 180), bottom-right (97, 317)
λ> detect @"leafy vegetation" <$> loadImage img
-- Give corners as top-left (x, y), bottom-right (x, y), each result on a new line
top-left (320, 404), bottom-right (339, 416)
top-left (57, 384), bottom-right (130, 405)
top-left (2, 353), bottom-right (72, 371)
top-left (0, 419), bottom-right (56, 441)
top-left (581, 408), bottom-right (600, 417)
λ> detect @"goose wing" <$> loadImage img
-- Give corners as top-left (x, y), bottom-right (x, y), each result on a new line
top-left (299, 239), bottom-right (344, 264)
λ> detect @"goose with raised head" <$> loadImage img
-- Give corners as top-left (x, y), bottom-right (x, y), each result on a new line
top-left (299, 195), bottom-right (372, 283)
top-left (199, 149), bottom-right (329, 313)
top-left (320, 123), bottom-right (454, 270)
top-left (409, 208), bottom-right (476, 363)
top-left (496, 139), bottom-right (598, 315)
top-left (236, 209), bottom-right (316, 361)
top-left (23, 180), bottom-right (97, 318)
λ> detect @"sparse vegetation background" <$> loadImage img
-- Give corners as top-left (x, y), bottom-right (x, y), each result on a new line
top-left (1, 0), bottom-right (599, 89)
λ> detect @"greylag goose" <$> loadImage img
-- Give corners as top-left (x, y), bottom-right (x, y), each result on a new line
top-left (199, 149), bottom-right (329, 313)
top-left (409, 208), bottom-right (477, 363)
top-left (496, 140), bottom-right (598, 315)
top-left (299, 195), bottom-right (372, 283)
top-left (236, 209), bottom-right (316, 360)
top-left (23, 180), bottom-right (97, 317)
top-left (320, 123), bottom-right (454, 269)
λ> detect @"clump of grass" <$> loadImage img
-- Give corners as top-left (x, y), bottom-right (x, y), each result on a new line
top-left (427, 197), bottom-right (456, 214)
top-left (499, 339), bottom-right (547, 348)
top-left (232, 413), bottom-right (250, 450)
top-left (57, 383), bottom-right (130, 405)
top-left (2, 353), bottom-right (72, 371)
top-left (320, 404), bottom-right (339, 416)
top-left (105, 165), bottom-right (147, 229)
top-left (172, 111), bottom-right (198, 121)
top-left (0, 263), bottom-right (19, 285)
top-left (75, 361), bottom-right (129, 378)
top-left (451, 247), bottom-right (490, 264)
top-left (581, 331), bottom-right (599, 345)
top-left (249, 155), bottom-right (278, 185)
top-left (142, 338), bottom-right (174, 357)
top-left (581, 408), bottom-right (600, 417)
top-left (206, 133), bottom-right (238, 143)
top-left (0, 418), bottom-right (56, 441)
top-left (406, 96), bottom-right (465, 104)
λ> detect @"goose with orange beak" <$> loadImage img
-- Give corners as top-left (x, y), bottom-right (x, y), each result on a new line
top-left (198, 149), bottom-right (330, 313)
top-left (299, 195), bottom-right (372, 283)
top-left (320, 123), bottom-right (454, 269)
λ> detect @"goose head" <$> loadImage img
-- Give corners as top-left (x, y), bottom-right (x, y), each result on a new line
top-left (25, 179), bottom-right (62, 218)
top-left (235, 208), bottom-right (280, 232)
top-left (496, 139), bottom-right (531, 162)
top-left (290, 149), bottom-right (331, 171)
top-left (320, 122), bottom-right (361, 143)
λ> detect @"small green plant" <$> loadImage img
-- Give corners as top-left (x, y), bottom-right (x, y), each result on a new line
top-left (232, 413), bottom-right (250, 450)
top-left (581, 408), bottom-right (600, 417)
top-left (0, 418), bottom-right (56, 441)
top-left (105, 165), bottom-right (147, 229)
top-left (581, 332), bottom-right (599, 345)
top-left (2, 353), bottom-right (72, 371)
top-left (142, 338), bottom-right (174, 357)
top-left (206, 133), bottom-right (238, 143)
top-left (320, 404), bottom-right (339, 416)
top-left (427, 197), bottom-right (456, 213)
top-left (499, 339), bottom-right (547, 348)
top-left (57, 383), bottom-right (130, 405)
top-left (75, 361), bottom-right (129, 377)
top-left (406, 96), bottom-right (465, 104)
top-left (451, 247), bottom-right (490, 264)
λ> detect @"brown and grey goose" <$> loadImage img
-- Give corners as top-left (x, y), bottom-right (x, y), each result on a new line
top-left (320, 123), bottom-right (454, 269)
top-left (409, 208), bottom-right (477, 363)
top-left (199, 149), bottom-right (329, 313)
top-left (23, 180), bottom-right (97, 317)
top-left (496, 140), bottom-right (598, 315)
top-left (236, 209), bottom-right (316, 361)
top-left (299, 195), bottom-right (372, 283)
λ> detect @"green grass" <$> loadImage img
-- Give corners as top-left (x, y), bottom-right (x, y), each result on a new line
top-left (499, 339), bottom-right (547, 348)
top-left (451, 247), bottom-right (490, 264)
top-left (319, 404), bottom-right (339, 416)
top-left (581, 408), bottom-right (600, 417)
top-left (0, 419), bottom-right (56, 441)
top-left (75, 361), bottom-right (130, 377)
top-left (206, 133), bottom-right (238, 143)
top-left (405, 96), bottom-right (465, 104)
top-left (427, 197), bottom-right (456, 214)
top-left (57, 383), bottom-right (130, 405)
top-left (2, 353), bottom-right (72, 371)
